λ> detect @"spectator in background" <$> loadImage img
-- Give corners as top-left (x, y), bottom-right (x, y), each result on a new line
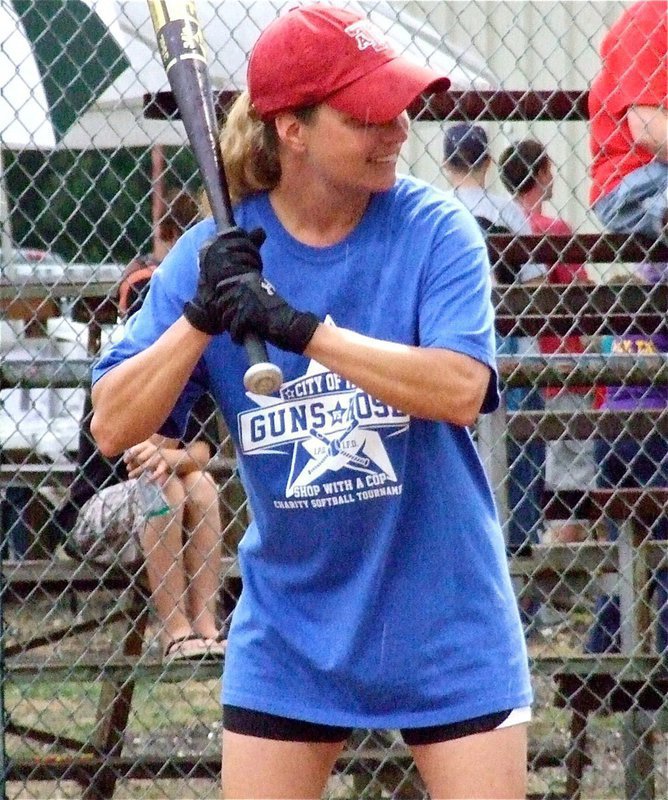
top-left (499, 139), bottom-right (588, 283)
top-left (442, 123), bottom-right (537, 280)
top-left (55, 190), bottom-right (226, 663)
top-left (443, 124), bottom-right (547, 560)
top-left (499, 139), bottom-right (596, 544)
top-left (586, 1), bottom-right (667, 654)
top-left (118, 188), bottom-right (202, 299)
top-left (589, 0), bottom-right (667, 246)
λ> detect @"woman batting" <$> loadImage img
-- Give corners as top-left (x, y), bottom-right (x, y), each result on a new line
top-left (91, 5), bottom-right (532, 798)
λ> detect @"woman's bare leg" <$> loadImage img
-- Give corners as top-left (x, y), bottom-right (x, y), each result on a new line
top-left (410, 722), bottom-right (528, 800)
top-left (221, 729), bottom-right (344, 799)
top-left (181, 470), bottom-right (222, 640)
top-left (138, 476), bottom-right (191, 648)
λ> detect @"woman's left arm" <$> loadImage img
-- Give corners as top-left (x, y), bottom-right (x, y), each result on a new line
top-left (304, 327), bottom-right (490, 426)
top-left (305, 208), bottom-right (495, 427)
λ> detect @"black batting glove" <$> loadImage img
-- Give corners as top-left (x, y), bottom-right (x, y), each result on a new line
top-left (223, 274), bottom-right (320, 354)
top-left (183, 226), bottom-right (266, 335)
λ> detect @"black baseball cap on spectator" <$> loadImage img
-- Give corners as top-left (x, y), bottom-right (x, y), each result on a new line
top-left (443, 123), bottom-right (490, 169)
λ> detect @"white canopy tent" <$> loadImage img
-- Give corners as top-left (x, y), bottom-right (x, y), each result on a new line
top-left (1, 1), bottom-right (494, 457)
top-left (58, 0), bottom-right (494, 150)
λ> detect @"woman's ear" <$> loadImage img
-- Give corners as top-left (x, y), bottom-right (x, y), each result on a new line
top-left (274, 111), bottom-right (309, 154)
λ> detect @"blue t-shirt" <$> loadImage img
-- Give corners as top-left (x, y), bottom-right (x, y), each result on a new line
top-left (94, 176), bottom-right (532, 728)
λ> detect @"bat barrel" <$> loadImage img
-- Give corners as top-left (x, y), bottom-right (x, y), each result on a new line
top-left (148, 1), bottom-right (283, 396)
top-left (155, 16), bottom-right (234, 227)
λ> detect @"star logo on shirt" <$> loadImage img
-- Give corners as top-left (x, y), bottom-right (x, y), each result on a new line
top-left (237, 319), bottom-right (408, 499)
top-left (329, 401), bottom-right (347, 424)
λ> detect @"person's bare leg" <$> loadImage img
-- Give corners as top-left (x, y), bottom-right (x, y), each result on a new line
top-left (410, 722), bottom-right (528, 800)
top-left (221, 729), bottom-right (344, 799)
top-left (181, 470), bottom-right (222, 640)
top-left (551, 521), bottom-right (587, 544)
top-left (138, 476), bottom-right (192, 649)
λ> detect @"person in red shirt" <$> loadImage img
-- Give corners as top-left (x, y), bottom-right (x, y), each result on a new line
top-left (589, 0), bottom-right (667, 239)
top-left (587, 2), bottom-right (668, 655)
top-left (500, 139), bottom-right (596, 544)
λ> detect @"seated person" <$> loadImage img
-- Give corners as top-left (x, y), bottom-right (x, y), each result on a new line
top-left (55, 191), bottom-right (226, 662)
top-left (443, 123), bottom-right (546, 560)
top-left (586, 334), bottom-right (668, 655)
top-left (442, 122), bottom-right (541, 283)
top-left (57, 387), bottom-right (225, 662)
top-left (589, 0), bottom-right (667, 244)
top-left (499, 138), bottom-right (597, 544)
top-left (586, 1), bottom-right (667, 653)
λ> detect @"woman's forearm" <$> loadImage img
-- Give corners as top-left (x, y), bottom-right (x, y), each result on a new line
top-left (304, 324), bottom-right (491, 426)
top-left (91, 317), bottom-right (210, 456)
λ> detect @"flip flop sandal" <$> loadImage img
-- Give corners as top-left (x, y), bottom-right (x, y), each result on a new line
top-left (163, 634), bottom-right (210, 663)
top-left (203, 636), bottom-right (227, 658)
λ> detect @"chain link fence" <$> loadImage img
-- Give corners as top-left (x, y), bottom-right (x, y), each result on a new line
top-left (1, 1), bottom-right (666, 798)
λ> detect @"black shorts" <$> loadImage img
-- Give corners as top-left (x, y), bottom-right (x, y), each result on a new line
top-left (223, 704), bottom-right (517, 746)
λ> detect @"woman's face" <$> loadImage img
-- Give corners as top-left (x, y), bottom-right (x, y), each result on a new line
top-left (295, 104), bottom-right (410, 194)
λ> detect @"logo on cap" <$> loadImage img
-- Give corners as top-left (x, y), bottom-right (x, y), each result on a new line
top-left (343, 20), bottom-right (390, 53)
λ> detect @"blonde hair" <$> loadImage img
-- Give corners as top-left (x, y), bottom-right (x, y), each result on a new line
top-left (213, 91), bottom-right (282, 206)
top-left (200, 91), bottom-right (318, 212)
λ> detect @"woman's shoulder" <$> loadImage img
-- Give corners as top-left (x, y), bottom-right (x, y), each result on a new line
top-left (387, 175), bottom-right (468, 221)
top-left (392, 173), bottom-right (451, 202)
top-left (387, 176), bottom-right (487, 245)
top-left (181, 216), bottom-right (217, 246)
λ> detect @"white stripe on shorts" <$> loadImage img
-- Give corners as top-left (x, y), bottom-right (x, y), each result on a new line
top-left (497, 706), bottom-right (532, 729)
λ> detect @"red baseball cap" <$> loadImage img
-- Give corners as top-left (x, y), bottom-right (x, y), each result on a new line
top-left (248, 4), bottom-right (451, 124)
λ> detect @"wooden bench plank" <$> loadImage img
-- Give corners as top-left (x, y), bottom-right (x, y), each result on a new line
top-left (529, 655), bottom-right (668, 678)
top-left (143, 88), bottom-right (593, 123)
top-left (412, 89), bottom-right (591, 122)
top-left (497, 353), bottom-right (668, 387)
top-left (508, 542), bottom-right (668, 577)
top-left (6, 351), bottom-right (667, 391)
top-left (542, 488), bottom-right (668, 524)
top-left (488, 233), bottom-right (668, 268)
top-left (508, 542), bottom-right (668, 607)
top-left (3, 281), bottom-right (665, 387)
top-left (0, 357), bottom-right (92, 389)
top-left (0, 456), bottom-right (236, 486)
top-left (0, 462), bottom-right (76, 488)
top-left (554, 673), bottom-right (668, 714)
top-left (2, 746), bottom-right (565, 783)
top-left (1, 555), bottom-right (240, 593)
top-left (506, 409), bottom-right (666, 442)
top-left (493, 282), bottom-right (668, 337)
top-left (4, 655), bottom-right (224, 683)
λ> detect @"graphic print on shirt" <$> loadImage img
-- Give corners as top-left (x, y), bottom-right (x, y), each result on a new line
top-left (237, 328), bottom-right (409, 510)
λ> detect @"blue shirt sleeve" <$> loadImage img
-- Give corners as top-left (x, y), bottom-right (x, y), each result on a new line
top-left (418, 202), bottom-right (499, 413)
top-left (92, 218), bottom-right (217, 434)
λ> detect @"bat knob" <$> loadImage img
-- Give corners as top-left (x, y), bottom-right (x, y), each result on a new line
top-left (243, 362), bottom-right (284, 395)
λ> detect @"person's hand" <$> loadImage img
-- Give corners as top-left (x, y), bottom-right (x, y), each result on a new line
top-left (183, 226), bottom-right (266, 335)
top-left (221, 274), bottom-right (320, 354)
top-left (123, 440), bottom-right (169, 484)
